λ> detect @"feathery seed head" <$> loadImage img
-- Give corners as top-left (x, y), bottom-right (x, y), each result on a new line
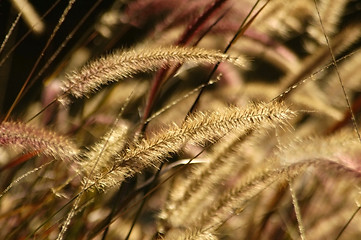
top-left (0, 121), bottom-right (79, 161)
top-left (82, 101), bottom-right (294, 190)
top-left (59, 45), bottom-right (246, 104)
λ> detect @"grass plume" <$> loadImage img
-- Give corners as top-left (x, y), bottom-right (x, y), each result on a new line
top-left (0, 121), bottom-right (78, 161)
top-left (80, 101), bottom-right (293, 190)
top-left (1, 0), bottom-right (361, 239)
top-left (193, 158), bottom-right (361, 233)
top-left (59, 45), bottom-right (246, 104)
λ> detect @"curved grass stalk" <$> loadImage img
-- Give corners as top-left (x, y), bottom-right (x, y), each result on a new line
top-left (81, 101), bottom-right (294, 190)
top-left (4, 0), bottom-right (77, 122)
top-left (196, 159), bottom-right (361, 232)
top-left (0, 121), bottom-right (79, 161)
top-left (59, 45), bottom-right (246, 104)
top-left (0, 159), bottom-right (55, 199)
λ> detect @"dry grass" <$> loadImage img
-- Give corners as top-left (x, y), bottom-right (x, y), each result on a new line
top-left (0, 0), bottom-right (361, 239)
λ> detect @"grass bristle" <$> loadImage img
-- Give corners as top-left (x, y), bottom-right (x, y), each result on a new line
top-left (0, 0), bottom-right (361, 239)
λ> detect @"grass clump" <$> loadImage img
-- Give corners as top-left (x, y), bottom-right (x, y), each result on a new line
top-left (0, 0), bottom-right (361, 239)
